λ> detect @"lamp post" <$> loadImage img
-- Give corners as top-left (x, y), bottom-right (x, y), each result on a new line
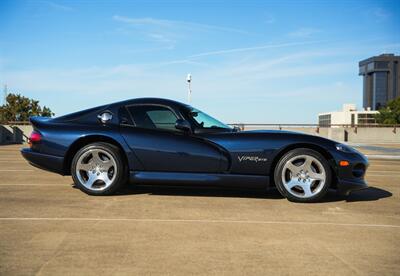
top-left (3, 84), bottom-right (7, 105)
top-left (186, 73), bottom-right (192, 104)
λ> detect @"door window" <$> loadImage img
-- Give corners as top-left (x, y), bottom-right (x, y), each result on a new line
top-left (127, 105), bottom-right (179, 131)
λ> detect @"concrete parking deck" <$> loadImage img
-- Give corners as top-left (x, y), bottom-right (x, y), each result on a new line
top-left (0, 145), bottom-right (399, 275)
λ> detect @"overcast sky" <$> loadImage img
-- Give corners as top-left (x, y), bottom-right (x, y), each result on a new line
top-left (1, 0), bottom-right (399, 123)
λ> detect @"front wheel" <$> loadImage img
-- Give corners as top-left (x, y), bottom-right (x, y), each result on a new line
top-left (274, 148), bottom-right (331, 203)
top-left (71, 142), bottom-right (126, 195)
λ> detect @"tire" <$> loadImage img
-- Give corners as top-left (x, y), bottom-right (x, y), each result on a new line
top-left (274, 148), bottom-right (331, 203)
top-left (71, 142), bottom-right (126, 195)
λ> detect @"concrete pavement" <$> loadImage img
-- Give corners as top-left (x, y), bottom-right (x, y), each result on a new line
top-left (0, 145), bottom-right (399, 275)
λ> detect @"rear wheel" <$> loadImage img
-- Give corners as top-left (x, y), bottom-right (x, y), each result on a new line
top-left (274, 148), bottom-right (331, 203)
top-left (71, 142), bottom-right (126, 195)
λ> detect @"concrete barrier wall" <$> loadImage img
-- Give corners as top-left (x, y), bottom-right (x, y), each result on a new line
top-left (1, 124), bottom-right (399, 144)
top-left (0, 125), bottom-right (33, 144)
top-left (243, 126), bottom-right (399, 143)
top-left (345, 127), bottom-right (399, 143)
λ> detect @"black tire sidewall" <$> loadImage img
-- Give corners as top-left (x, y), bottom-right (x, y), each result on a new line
top-left (71, 142), bottom-right (125, 196)
top-left (274, 148), bottom-right (331, 203)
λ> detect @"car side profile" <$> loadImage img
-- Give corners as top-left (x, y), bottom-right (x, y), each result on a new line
top-left (21, 98), bottom-right (369, 202)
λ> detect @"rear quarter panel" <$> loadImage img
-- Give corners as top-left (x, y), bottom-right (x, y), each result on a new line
top-left (39, 123), bottom-right (141, 170)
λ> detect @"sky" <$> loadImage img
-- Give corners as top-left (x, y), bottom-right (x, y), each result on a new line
top-left (0, 0), bottom-right (399, 123)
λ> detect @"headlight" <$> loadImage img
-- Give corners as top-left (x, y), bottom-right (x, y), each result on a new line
top-left (335, 144), bottom-right (354, 153)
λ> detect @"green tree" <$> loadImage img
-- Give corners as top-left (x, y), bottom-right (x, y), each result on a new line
top-left (0, 93), bottom-right (54, 123)
top-left (375, 97), bottom-right (400, 124)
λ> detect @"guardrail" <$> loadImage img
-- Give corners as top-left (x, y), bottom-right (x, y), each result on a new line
top-left (1, 121), bottom-right (31, 125)
top-left (228, 123), bottom-right (398, 134)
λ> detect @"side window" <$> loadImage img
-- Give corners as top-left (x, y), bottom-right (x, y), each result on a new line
top-left (127, 105), bottom-right (179, 131)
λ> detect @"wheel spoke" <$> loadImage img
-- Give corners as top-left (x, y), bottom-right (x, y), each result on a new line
top-left (300, 183), bottom-right (313, 197)
top-left (309, 171), bottom-right (325, 181)
top-left (285, 179), bottom-right (299, 189)
top-left (101, 159), bottom-right (113, 171)
top-left (302, 156), bottom-right (313, 171)
top-left (84, 172), bottom-right (97, 188)
top-left (91, 150), bottom-right (102, 163)
top-left (77, 163), bottom-right (92, 172)
top-left (286, 162), bottom-right (300, 175)
top-left (100, 172), bottom-right (112, 185)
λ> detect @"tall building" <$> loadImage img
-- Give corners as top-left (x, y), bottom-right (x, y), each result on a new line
top-left (359, 54), bottom-right (400, 110)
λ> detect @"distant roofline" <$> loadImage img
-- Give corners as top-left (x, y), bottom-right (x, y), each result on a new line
top-left (318, 110), bottom-right (379, 116)
top-left (359, 53), bottom-right (400, 66)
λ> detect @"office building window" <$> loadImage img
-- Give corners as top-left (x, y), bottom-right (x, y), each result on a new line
top-left (373, 72), bottom-right (388, 110)
top-left (318, 114), bottom-right (331, 126)
top-left (357, 113), bottom-right (377, 125)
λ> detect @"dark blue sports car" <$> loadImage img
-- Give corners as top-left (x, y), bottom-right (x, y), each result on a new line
top-left (21, 98), bottom-right (368, 202)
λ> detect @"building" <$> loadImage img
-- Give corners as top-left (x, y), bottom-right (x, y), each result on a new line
top-left (318, 104), bottom-right (378, 127)
top-left (359, 54), bottom-right (400, 110)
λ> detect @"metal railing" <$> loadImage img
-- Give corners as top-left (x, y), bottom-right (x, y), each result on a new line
top-left (228, 123), bottom-right (399, 134)
top-left (1, 121), bottom-right (31, 125)
top-left (228, 123), bottom-right (399, 128)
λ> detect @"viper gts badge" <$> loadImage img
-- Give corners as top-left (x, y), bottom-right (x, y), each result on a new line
top-left (238, 156), bottom-right (268, 162)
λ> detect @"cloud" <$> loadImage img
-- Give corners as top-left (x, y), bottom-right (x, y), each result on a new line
top-left (112, 15), bottom-right (251, 50)
top-left (1, 50), bottom-right (349, 98)
top-left (112, 16), bottom-right (172, 27)
top-left (372, 7), bottom-right (390, 22)
top-left (188, 40), bottom-right (327, 58)
top-left (0, 46), bottom-right (359, 124)
top-left (288, 28), bottom-right (321, 38)
top-left (42, 1), bottom-right (73, 12)
top-left (147, 33), bottom-right (176, 47)
top-left (112, 15), bottom-right (249, 34)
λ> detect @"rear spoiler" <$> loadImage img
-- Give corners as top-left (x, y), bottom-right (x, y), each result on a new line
top-left (29, 116), bottom-right (51, 128)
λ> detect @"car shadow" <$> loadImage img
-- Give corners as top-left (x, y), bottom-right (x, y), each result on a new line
top-left (329, 187), bottom-right (392, 203)
top-left (114, 185), bottom-right (284, 200)
top-left (81, 184), bottom-right (392, 202)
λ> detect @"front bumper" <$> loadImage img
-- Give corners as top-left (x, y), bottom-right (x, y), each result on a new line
top-left (21, 148), bottom-right (65, 175)
top-left (334, 151), bottom-right (369, 196)
top-left (337, 178), bottom-right (368, 196)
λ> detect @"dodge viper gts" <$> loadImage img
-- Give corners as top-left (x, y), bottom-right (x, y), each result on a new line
top-left (21, 98), bottom-right (368, 202)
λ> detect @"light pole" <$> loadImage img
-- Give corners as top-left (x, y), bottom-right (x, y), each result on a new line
top-left (3, 84), bottom-right (7, 105)
top-left (186, 73), bottom-right (192, 104)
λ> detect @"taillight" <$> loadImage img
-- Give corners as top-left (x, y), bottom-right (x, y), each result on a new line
top-left (29, 131), bottom-right (42, 146)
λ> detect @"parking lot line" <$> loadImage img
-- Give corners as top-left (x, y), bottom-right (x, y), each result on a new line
top-left (0, 169), bottom-right (34, 172)
top-left (0, 217), bottom-right (399, 228)
top-left (0, 183), bottom-right (66, 186)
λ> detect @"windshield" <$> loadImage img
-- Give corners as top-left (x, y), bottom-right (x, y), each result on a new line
top-left (187, 108), bottom-right (232, 129)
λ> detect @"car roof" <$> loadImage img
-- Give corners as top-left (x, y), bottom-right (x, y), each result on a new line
top-left (111, 97), bottom-right (190, 109)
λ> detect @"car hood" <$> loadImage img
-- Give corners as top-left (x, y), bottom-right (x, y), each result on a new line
top-left (212, 128), bottom-right (339, 148)
top-left (239, 129), bottom-right (298, 135)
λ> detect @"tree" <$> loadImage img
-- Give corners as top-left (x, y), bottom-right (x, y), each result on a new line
top-left (375, 97), bottom-right (400, 124)
top-left (0, 93), bottom-right (54, 123)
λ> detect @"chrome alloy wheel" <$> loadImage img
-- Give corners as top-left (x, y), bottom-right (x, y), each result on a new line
top-left (75, 149), bottom-right (117, 191)
top-left (281, 154), bottom-right (326, 199)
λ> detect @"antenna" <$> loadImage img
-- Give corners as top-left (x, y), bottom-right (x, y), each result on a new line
top-left (186, 74), bottom-right (192, 104)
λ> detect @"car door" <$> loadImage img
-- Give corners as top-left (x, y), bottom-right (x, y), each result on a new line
top-left (119, 104), bottom-right (224, 173)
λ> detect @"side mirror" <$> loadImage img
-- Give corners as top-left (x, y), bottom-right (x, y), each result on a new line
top-left (175, 119), bottom-right (192, 133)
top-left (233, 126), bottom-right (242, 132)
